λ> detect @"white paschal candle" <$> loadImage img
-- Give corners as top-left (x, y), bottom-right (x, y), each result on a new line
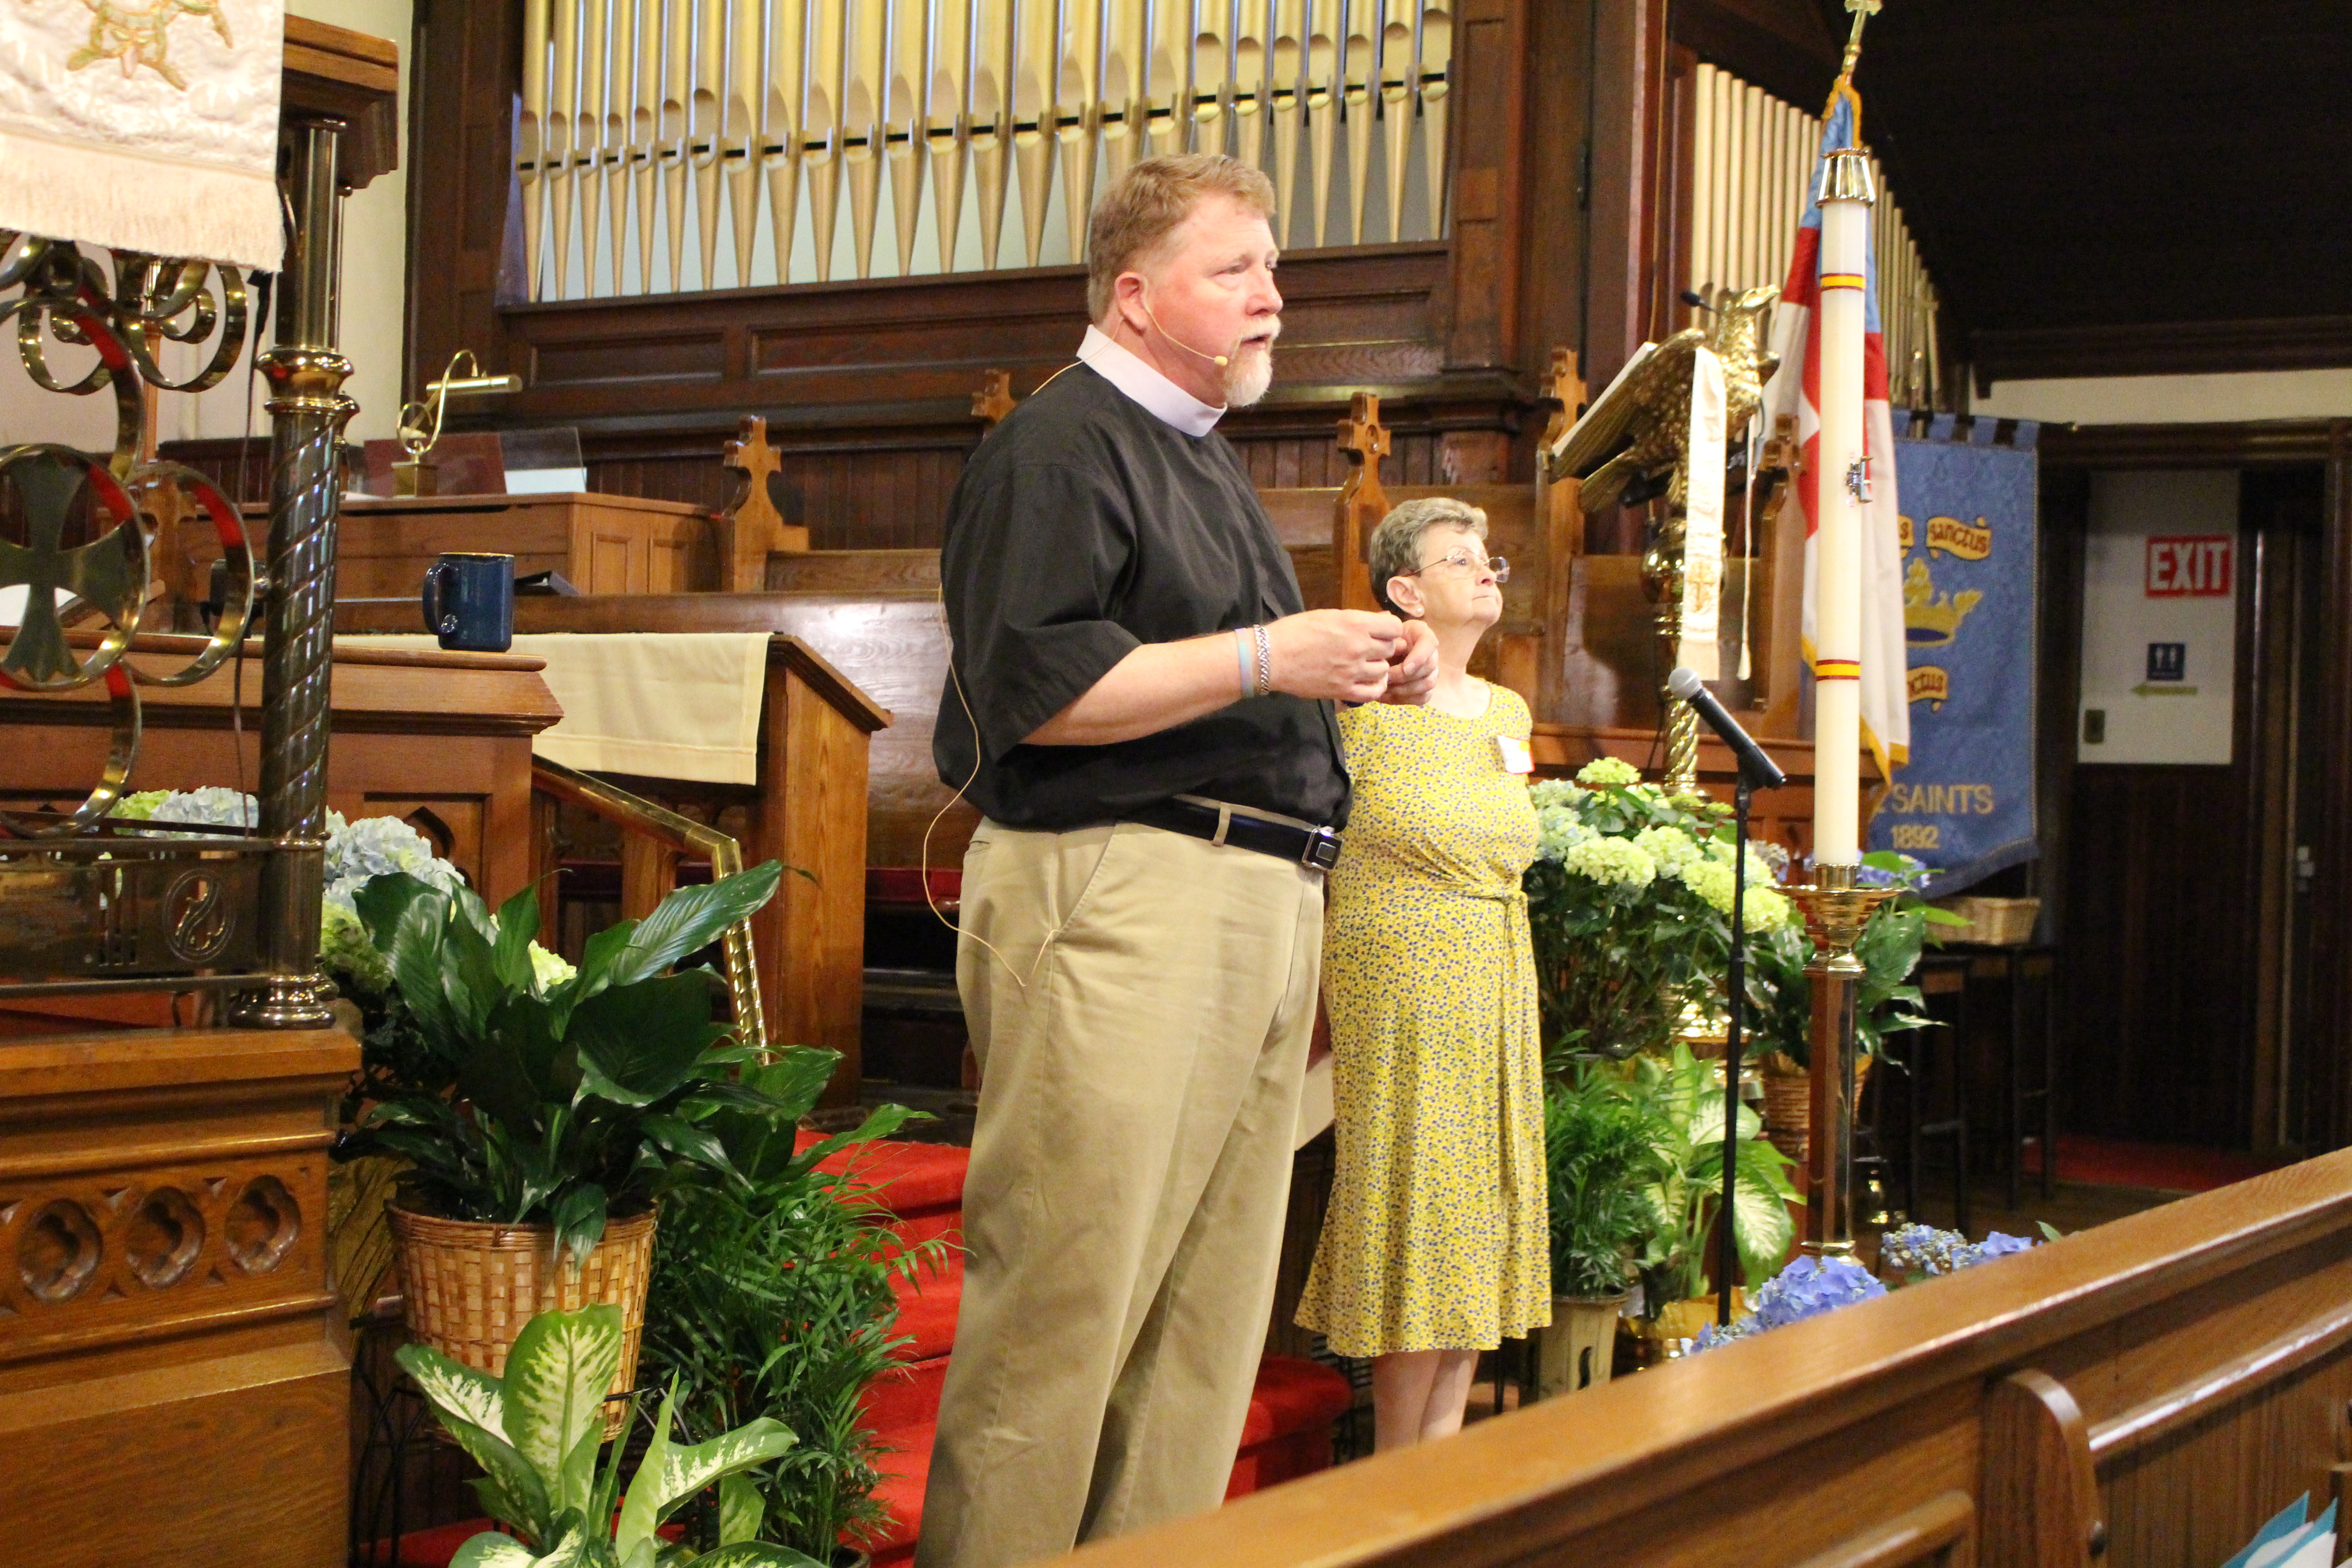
top-left (1812, 150), bottom-right (1874, 867)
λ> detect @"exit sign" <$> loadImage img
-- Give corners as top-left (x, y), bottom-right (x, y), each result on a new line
top-left (2146, 535), bottom-right (2234, 597)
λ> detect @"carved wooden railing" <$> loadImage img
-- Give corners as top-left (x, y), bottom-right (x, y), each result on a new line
top-left (1061, 1147), bottom-right (2352, 1568)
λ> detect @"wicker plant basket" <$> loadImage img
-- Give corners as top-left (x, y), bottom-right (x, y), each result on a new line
top-left (1757, 1055), bottom-right (1873, 1166)
top-left (1933, 895), bottom-right (2041, 946)
top-left (389, 1203), bottom-right (657, 1439)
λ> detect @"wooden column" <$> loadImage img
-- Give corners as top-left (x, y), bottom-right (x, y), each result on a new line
top-left (1583, 0), bottom-right (1670, 393)
top-left (1536, 348), bottom-right (1587, 726)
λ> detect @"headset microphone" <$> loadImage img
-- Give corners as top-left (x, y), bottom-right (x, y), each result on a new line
top-left (1138, 294), bottom-right (1234, 368)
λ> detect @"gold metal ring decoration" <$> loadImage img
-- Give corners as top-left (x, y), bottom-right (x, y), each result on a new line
top-left (0, 232), bottom-right (264, 837)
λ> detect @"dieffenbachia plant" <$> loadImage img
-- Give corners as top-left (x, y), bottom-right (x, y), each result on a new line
top-left (397, 1304), bottom-right (823, 1568)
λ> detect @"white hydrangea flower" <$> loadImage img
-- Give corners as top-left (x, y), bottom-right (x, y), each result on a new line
top-left (1528, 779), bottom-right (1592, 812)
top-left (1575, 757), bottom-right (1642, 789)
top-left (1632, 824), bottom-right (1700, 879)
top-left (1534, 805), bottom-right (1593, 864)
top-left (325, 814), bottom-right (461, 894)
top-left (147, 787), bottom-right (259, 829)
top-left (1563, 835), bottom-right (1657, 890)
top-left (319, 901), bottom-right (392, 991)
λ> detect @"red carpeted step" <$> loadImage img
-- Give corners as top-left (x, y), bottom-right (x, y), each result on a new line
top-left (862, 1352), bottom-right (951, 1433)
top-left (886, 1247), bottom-right (963, 1363)
top-left (798, 1132), bottom-right (970, 1221)
top-left (860, 1416), bottom-right (934, 1568)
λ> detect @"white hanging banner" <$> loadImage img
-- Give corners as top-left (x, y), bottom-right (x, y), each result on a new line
top-left (1677, 346), bottom-right (1728, 679)
top-left (0, 0), bottom-right (284, 268)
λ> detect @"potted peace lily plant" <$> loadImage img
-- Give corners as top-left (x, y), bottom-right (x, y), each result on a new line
top-left (336, 861), bottom-right (788, 1431)
top-left (1524, 759), bottom-right (1798, 1059)
top-left (1536, 1062), bottom-right (1669, 1398)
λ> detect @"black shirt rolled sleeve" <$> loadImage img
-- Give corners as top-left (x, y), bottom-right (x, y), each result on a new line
top-left (941, 460), bottom-right (1142, 761)
top-left (933, 362), bottom-right (1350, 831)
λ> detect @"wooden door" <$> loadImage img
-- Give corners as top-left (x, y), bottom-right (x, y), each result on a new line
top-left (2053, 464), bottom-right (2325, 1150)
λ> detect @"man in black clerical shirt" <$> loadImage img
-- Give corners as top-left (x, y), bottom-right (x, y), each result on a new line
top-left (917, 155), bottom-right (1436, 1568)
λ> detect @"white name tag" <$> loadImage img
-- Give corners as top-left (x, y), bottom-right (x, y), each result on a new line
top-left (1496, 735), bottom-right (1533, 774)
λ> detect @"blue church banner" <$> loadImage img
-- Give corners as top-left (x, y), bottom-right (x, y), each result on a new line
top-left (1866, 426), bottom-right (2039, 891)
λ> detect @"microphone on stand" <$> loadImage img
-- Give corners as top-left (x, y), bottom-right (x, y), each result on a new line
top-left (1667, 665), bottom-right (1787, 1333)
top-left (1668, 666), bottom-right (1788, 790)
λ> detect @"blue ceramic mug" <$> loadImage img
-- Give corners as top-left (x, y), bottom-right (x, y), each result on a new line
top-left (421, 552), bottom-right (514, 652)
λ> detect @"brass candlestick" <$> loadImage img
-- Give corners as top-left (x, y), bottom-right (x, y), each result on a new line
top-left (1784, 863), bottom-right (1895, 1257)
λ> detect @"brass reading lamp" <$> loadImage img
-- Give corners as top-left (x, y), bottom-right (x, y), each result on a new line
top-left (393, 349), bottom-right (523, 496)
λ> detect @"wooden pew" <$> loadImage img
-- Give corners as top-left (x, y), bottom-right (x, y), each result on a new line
top-left (1064, 1148), bottom-right (2352, 1568)
top-left (332, 600), bottom-right (896, 1104)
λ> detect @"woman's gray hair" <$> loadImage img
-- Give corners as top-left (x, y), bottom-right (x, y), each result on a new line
top-left (1366, 496), bottom-right (1489, 615)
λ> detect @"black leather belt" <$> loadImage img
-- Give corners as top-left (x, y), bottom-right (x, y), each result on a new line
top-left (1127, 799), bottom-right (1343, 871)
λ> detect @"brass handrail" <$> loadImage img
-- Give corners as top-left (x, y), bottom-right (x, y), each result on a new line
top-left (529, 756), bottom-right (768, 1058)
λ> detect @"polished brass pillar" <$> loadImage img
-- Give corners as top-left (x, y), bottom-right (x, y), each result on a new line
top-left (1642, 503), bottom-right (1703, 794)
top-left (1785, 865), bottom-right (1893, 1257)
top-left (231, 118), bottom-right (355, 1029)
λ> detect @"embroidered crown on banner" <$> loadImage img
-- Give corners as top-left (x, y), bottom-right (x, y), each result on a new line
top-left (1903, 558), bottom-right (1982, 647)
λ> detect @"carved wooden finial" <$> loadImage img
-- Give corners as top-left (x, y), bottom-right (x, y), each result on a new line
top-left (1338, 391), bottom-right (1391, 471)
top-left (970, 369), bottom-right (1016, 431)
top-left (1539, 346), bottom-right (1586, 451)
top-left (1334, 392), bottom-right (1392, 613)
top-left (719, 415), bottom-right (808, 591)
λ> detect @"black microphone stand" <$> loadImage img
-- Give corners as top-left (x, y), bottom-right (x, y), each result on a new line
top-left (1715, 755), bottom-right (1784, 1328)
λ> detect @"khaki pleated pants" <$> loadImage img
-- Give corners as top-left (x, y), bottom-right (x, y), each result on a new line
top-left (914, 819), bottom-right (1324, 1568)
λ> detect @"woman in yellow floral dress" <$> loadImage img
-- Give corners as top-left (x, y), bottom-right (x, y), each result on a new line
top-left (1296, 497), bottom-right (1549, 1450)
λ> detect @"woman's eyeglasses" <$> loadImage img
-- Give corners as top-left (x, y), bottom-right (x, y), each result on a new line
top-left (1401, 548), bottom-right (1510, 584)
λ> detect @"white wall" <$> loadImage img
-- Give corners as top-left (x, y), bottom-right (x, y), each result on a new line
top-left (1974, 368), bottom-right (2352, 426)
top-left (0, 0), bottom-right (412, 449)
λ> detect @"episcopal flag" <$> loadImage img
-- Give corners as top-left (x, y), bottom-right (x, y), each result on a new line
top-left (1762, 89), bottom-right (1910, 776)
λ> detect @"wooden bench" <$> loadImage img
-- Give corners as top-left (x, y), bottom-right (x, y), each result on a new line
top-left (1063, 1147), bottom-right (2352, 1568)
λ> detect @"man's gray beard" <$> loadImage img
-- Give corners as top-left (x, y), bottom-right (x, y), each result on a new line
top-left (1222, 344), bottom-right (1274, 407)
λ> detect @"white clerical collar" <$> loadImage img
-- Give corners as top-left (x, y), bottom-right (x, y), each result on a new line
top-left (1077, 324), bottom-right (1225, 437)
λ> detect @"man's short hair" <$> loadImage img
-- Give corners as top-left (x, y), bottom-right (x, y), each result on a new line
top-left (1367, 497), bottom-right (1490, 616)
top-left (1087, 153), bottom-right (1278, 322)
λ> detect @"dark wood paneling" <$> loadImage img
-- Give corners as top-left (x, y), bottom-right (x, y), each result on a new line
top-left (2307, 424), bottom-right (2352, 1151)
top-left (560, 411), bottom-right (1455, 554)
top-left (1976, 316), bottom-right (2352, 392)
top-left (1849, 0), bottom-right (2352, 350)
top-left (2042, 421), bottom-right (2341, 472)
top-left (1584, 0), bottom-right (1672, 395)
top-left (2062, 764), bottom-right (2252, 1146)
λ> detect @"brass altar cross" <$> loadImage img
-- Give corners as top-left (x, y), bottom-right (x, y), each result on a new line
top-left (0, 455), bottom-right (141, 686)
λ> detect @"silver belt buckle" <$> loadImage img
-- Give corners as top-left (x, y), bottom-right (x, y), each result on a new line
top-left (1300, 826), bottom-right (1342, 871)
